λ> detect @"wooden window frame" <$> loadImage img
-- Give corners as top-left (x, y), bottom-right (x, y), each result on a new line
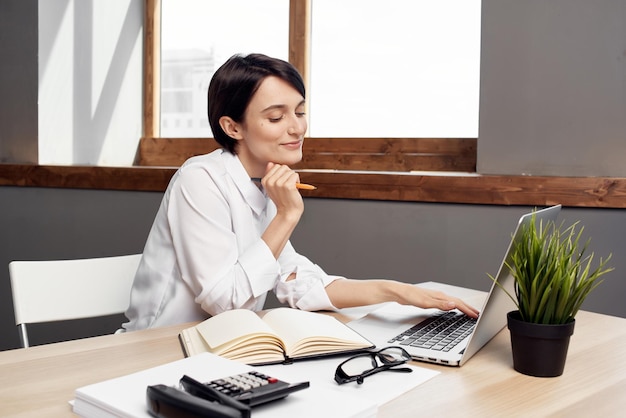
top-left (1, 0), bottom-right (625, 209)
top-left (140, 0), bottom-right (478, 175)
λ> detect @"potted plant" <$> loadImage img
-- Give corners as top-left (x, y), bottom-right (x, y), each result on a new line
top-left (492, 211), bottom-right (614, 377)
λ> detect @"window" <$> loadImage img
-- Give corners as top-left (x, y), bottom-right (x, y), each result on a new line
top-left (140, 0), bottom-right (479, 173)
top-left (158, 0), bottom-right (481, 140)
top-left (160, 0), bottom-right (289, 138)
top-left (310, 0), bottom-right (480, 137)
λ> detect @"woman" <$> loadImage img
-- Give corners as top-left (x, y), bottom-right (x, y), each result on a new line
top-left (122, 53), bottom-right (479, 331)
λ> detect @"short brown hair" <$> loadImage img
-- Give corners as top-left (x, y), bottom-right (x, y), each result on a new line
top-left (207, 53), bottom-right (306, 154)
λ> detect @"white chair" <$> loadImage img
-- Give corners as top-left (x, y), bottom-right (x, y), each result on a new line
top-left (9, 254), bottom-right (142, 348)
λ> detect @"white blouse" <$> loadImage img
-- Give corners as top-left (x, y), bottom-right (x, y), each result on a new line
top-left (122, 149), bottom-right (339, 331)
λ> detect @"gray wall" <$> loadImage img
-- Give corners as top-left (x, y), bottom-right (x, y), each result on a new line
top-left (1, 188), bottom-right (624, 351)
top-left (0, 0), bottom-right (38, 164)
top-left (479, 0), bottom-right (626, 176)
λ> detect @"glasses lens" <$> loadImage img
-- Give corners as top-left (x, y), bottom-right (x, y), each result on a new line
top-left (340, 355), bottom-right (378, 378)
top-left (377, 347), bottom-right (410, 365)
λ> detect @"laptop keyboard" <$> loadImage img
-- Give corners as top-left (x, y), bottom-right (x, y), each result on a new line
top-left (388, 311), bottom-right (477, 352)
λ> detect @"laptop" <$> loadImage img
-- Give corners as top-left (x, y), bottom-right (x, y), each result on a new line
top-left (347, 205), bottom-right (562, 366)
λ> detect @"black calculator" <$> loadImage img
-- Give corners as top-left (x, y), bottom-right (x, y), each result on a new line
top-left (199, 371), bottom-right (310, 406)
top-left (147, 372), bottom-right (309, 418)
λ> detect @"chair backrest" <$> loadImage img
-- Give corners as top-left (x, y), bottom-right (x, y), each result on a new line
top-left (9, 254), bottom-right (142, 348)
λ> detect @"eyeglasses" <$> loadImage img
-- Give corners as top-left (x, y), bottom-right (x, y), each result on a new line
top-left (334, 346), bottom-right (413, 385)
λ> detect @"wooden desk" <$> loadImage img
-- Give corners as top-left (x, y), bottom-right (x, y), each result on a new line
top-left (1, 310), bottom-right (625, 417)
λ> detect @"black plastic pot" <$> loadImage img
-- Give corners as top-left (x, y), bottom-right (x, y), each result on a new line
top-left (506, 310), bottom-right (575, 377)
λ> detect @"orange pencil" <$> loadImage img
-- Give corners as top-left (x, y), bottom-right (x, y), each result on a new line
top-left (251, 177), bottom-right (317, 190)
top-left (296, 183), bottom-right (317, 190)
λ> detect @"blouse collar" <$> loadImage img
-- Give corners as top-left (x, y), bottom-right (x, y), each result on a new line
top-left (221, 150), bottom-right (267, 216)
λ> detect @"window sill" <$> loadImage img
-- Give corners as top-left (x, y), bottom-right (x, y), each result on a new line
top-left (1, 164), bottom-right (625, 208)
top-left (0, 164), bottom-right (176, 192)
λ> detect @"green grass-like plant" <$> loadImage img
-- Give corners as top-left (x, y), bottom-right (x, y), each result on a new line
top-left (492, 212), bottom-right (614, 325)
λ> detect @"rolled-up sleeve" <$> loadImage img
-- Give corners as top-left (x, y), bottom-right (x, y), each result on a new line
top-left (238, 239), bottom-right (282, 298)
top-left (273, 243), bottom-right (341, 311)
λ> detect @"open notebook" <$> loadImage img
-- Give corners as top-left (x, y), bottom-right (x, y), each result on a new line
top-left (347, 205), bottom-right (561, 366)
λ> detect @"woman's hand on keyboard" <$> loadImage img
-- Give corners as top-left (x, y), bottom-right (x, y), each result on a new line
top-left (325, 279), bottom-right (480, 319)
